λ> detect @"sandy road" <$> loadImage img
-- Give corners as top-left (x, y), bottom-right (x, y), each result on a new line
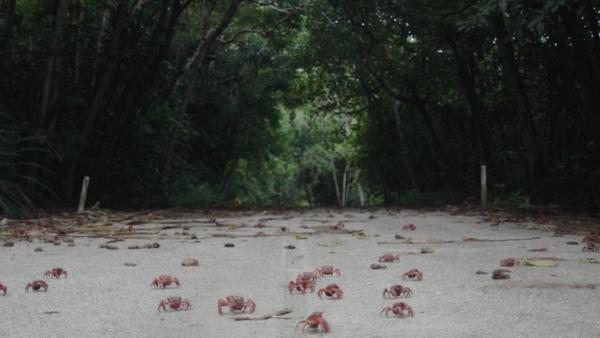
top-left (0, 209), bottom-right (599, 338)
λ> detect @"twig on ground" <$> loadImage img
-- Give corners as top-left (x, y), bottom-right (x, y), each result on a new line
top-left (231, 309), bottom-right (293, 321)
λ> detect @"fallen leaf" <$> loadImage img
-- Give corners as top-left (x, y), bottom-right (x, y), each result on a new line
top-left (182, 258), bottom-right (199, 266)
top-left (317, 240), bottom-right (343, 247)
top-left (293, 233), bottom-right (308, 240)
top-left (352, 231), bottom-right (367, 239)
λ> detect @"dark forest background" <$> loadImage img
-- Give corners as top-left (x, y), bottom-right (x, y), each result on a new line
top-left (1, 0), bottom-right (600, 217)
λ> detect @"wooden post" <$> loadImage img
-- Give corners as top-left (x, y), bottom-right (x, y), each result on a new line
top-left (480, 165), bottom-right (487, 210)
top-left (77, 176), bottom-right (90, 213)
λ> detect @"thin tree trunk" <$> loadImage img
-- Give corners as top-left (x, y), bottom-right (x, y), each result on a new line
top-left (161, 0), bottom-right (243, 184)
top-left (392, 99), bottom-right (419, 192)
top-left (559, 6), bottom-right (600, 129)
top-left (447, 38), bottom-right (493, 166)
top-left (488, 11), bottom-right (544, 198)
top-left (330, 157), bottom-right (342, 207)
top-left (63, 0), bottom-right (129, 202)
top-left (341, 163), bottom-right (348, 207)
top-left (355, 168), bottom-right (365, 207)
top-left (1, 0), bottom-right (16, 86)
top-left (40, 0), bottom-right (69, 125)
top-left (91, 9), bottom-right (111, 88)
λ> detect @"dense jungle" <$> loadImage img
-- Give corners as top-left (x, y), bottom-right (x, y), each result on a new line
top-left (1, 0), bottom-right (600, 216)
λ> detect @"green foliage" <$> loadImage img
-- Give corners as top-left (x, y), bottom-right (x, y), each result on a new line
top-left (0, 113), bottom-right (53, 217)
top-left (1, 0), bottom-right (600, 213)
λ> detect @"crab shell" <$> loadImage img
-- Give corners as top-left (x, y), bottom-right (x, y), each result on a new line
top-left (151, 275), bottom-right (180, 288)
top-left (158, 297), bottom-right (191, 311)
top-left (217, 295), bottom-right (256, 314)
top-left (382, 302), bottom-right (414, 318)
top-left (383, 285), bottom-right (412, 298)
top-left (313, 265), bottom-right (341, 277)
top-left (26, 280), bottom-right (48, 292)
top-left (379, 254), bottom-right (399, 262)
top-left (296, 312), bottom-right (330, 333)
top-left (402, 269), bottom-right (423, 281)
top-left (318, 284), bottom-right (343, 299)
top-left (45, 268), bottom-right (67, 278)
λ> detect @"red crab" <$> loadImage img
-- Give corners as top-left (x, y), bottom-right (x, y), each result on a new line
top-left (26, 280), bottom-right (48, 292)
top-left (381, 302), bottom-right (414, 318)
top-left (45, 268), bottom-right (67, 279)
top-left (158, 296), bottom-right (191, 312)
top-left (402, 224), bottom-right (416, 231)
top-left (318, 284), bottom-right (343, 299)
top-left (313, 265), bottom-right (341, 277)
top-left (583, 231), bottom-right (599, 243)
top-left (0, 282), bottom-right (6, 296)
top-left (500, 258), bottom-right (519, 267)
top-left (379, 254), bottom-right (400, 263)
top-left (217, 295), bottom-right (256, 314)
top-left (383, 285), bottom-right (412, 298)
top-left (254, 222), bottom-right (267, 228)
top-left (298, 271), bottom-right (319, 281)
top-left (296, 312), bottom-right (330, 333)
top-left (583, 241), bottom-right (600, 252)
top-left (329, 222), bottom-right (345, 230)
top-left (288, 277), bottom-right (316, 294)
top-left (402, 269), bottom-right (423, 281)
top-left (151, 275), bottom-right (181, 288)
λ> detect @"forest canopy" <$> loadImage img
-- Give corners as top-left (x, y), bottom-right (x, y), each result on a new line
top-left (1, 0), bottom-right (599, 216)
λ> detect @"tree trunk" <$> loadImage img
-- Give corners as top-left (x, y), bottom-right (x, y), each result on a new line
top-left (91, 9), bottom-right (111, 88)
top-left (447, 38), bottom-right (493, 166)
top-left (40, 0), bottom-right (69, 125)
top-left (161, 0), bottom-right (243, 184)
top-left (488, 11), bottom-right (544, 198)
top-left (107, 0), bottom-right (189, 152)
top-left (559, 5), bottom-right (600, 130)
top-left (330, 157), bottom-right (342, 207)
top-left (62, 0), bottom-right (129, 202)
top-left (392, 99), bottom-right (419, 192)
top-left (1, 0), bottom-right (16, 88)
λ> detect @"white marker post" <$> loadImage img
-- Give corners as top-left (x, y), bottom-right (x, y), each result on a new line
top-left (77, 176), bottom-right (90, 213)
top-left (480, 165), bottom-right (487, 211)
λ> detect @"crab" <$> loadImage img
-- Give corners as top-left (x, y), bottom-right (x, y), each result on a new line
top-left (313, 265), bottom-right (341, 277)
top-left (382, 285), bottom-right (412, 298)
top-left (217, 295), bottom-right (256, 314)
top-left (420, 248), bottom-right (433, 254)
top-left (402, 269), bottom-right (423, 281)
top-left (330, 222), bottom-right (345, 230)
top-left (318, 284), bottom-right (343, 299)
top-left (26, 280), bottom-right (48, 292)
top-left (151, 275), bottom-right (181, 288)
top-left (402, 224), bottom-right (416, 231)
top-left (583, 231), bottom-right (599, 244)
top-left (378, 254), bottom-right (400, 263)
top-left (583, 240), bottom-right (600, 252)
top-left (288, 277), bottom-right (316, 294)
top-left (0, 282), bottom-right (6, 296)
top-left (492, 269), bottom-right (511, 280)
top-left (296, 312), bottom-right (330, 333)
top-left (500, 258), bottom-right (519, 267)
top-left (298, 271), bottom-right (319, 281)
top-left (158, 296), bottom-right (191, 312)
top-left (381, 302), bottom-right (414, 318)
top-left (45, 267), bottom-right (67, 279)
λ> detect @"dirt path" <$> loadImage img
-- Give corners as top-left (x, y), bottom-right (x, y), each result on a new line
top-left (0, 209), bottom-right (598, 337)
